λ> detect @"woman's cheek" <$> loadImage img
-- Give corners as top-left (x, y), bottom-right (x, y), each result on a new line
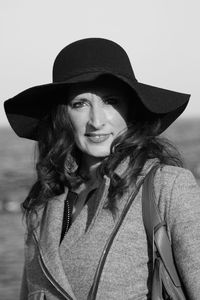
top-left (67, 111), bottom-right (88, 151)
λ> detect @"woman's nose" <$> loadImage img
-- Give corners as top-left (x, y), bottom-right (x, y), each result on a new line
top-left (88, 103), bottom-right (106, 129)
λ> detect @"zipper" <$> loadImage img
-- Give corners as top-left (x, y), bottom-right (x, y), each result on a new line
top-left (62, 196), bottom-right (71, 241)
top-left (60, 192), bottom-right (77, 243)
top-left (88, 175), bottom-right (147, 300)
top-left (33, 232), bottom-right (74, 300)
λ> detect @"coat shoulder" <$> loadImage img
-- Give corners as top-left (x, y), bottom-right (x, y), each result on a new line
top-left (155, 164), bottom-right (196, 189)
top-left (153, 164), bottom-right (200, 230)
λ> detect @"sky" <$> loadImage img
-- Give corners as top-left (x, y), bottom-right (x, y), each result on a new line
top-left (1, 0), bottom-right (200, 127)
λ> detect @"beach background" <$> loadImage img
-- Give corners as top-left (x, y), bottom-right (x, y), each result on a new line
top-left (1, 1), bottom-right (200, 299)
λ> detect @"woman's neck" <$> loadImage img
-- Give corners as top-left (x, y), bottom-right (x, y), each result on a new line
top-left (79, 154), bottom-right (105, 186)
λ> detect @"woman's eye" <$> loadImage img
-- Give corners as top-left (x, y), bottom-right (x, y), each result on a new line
top-left (104, 98), bottom-right (119, 106)
top-left (71, 100), bottom-right (86, 109)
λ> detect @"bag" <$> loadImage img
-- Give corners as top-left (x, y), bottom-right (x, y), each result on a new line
top-left (142, 165), bottom-right (187, 300)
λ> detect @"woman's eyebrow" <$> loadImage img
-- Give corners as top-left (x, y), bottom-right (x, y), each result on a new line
top-left (69, 96), bottom-right (89, 102)
top-left (102, 94), bottom-right (121, 99)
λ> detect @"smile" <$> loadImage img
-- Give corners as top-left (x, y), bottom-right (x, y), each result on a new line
top-left (86, 134), bottom-right (111, 143)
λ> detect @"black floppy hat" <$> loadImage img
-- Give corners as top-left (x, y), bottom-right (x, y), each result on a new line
top-left (4, 38), bottom-right (190, 140)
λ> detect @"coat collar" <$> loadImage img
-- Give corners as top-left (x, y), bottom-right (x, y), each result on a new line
top-left (113, 156), bottom-right (159, 180)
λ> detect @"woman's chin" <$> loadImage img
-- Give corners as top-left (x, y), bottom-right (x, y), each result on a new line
top-left (88, 152), bottom-right (110, 159)
top-left (80, 143), bottom-right (111, 158)
top-left (83, 149), bottom-right (110, 161)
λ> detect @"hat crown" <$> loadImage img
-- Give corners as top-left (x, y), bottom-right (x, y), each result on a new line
top-left (53, 38), bottom-right (136, 83)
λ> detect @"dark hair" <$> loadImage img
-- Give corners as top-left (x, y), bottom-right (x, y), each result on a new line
top-left (22, 82), bottom-right (183, 229)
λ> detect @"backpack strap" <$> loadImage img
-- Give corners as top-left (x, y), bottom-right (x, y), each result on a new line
top-left (142, 165), bottom-right (182, 288)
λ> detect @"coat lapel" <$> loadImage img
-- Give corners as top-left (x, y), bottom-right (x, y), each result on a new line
top-left (33, 188), bottom-right (77, 300)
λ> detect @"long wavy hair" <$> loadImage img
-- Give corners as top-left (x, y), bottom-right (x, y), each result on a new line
top-left (22, 80), bottom-right (183, 229)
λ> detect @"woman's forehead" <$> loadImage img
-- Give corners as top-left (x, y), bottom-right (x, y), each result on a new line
top-left (67, 78), bottom-right (132, 99)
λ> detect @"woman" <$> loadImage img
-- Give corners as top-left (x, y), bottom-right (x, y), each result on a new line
top-left (4, 38), bottom-right (200, 299)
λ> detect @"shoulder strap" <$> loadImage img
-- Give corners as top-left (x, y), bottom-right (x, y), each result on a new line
top-left (142, 165), bottom-right (182, 288)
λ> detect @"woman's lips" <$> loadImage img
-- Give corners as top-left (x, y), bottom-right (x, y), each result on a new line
top-left (85, 134), bottom-right (111, 143)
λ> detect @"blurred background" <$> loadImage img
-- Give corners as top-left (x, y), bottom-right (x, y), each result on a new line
top-left (1, 1), bottom-right (200, 299)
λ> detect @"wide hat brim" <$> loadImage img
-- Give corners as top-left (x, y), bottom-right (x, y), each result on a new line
top-left (4, 71), bottom-right (190, 140)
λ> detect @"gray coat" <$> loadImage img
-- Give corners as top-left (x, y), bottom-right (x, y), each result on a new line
top-left (20, 160), bottom-right (200, 299)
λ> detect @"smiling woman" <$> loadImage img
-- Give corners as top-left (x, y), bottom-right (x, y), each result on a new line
top-left (4, 38), bottom-right (200, 300)
top-left (66, 78), bottom-right (129, 160)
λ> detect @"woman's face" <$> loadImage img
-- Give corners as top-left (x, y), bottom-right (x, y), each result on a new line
top-left (66, 79), bottom-right (131, 161)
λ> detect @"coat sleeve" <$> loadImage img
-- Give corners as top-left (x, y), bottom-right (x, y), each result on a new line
top-left (166, 168), bottom-right (200, 300)
top-left (19, 265), bottom-right (28, 300)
